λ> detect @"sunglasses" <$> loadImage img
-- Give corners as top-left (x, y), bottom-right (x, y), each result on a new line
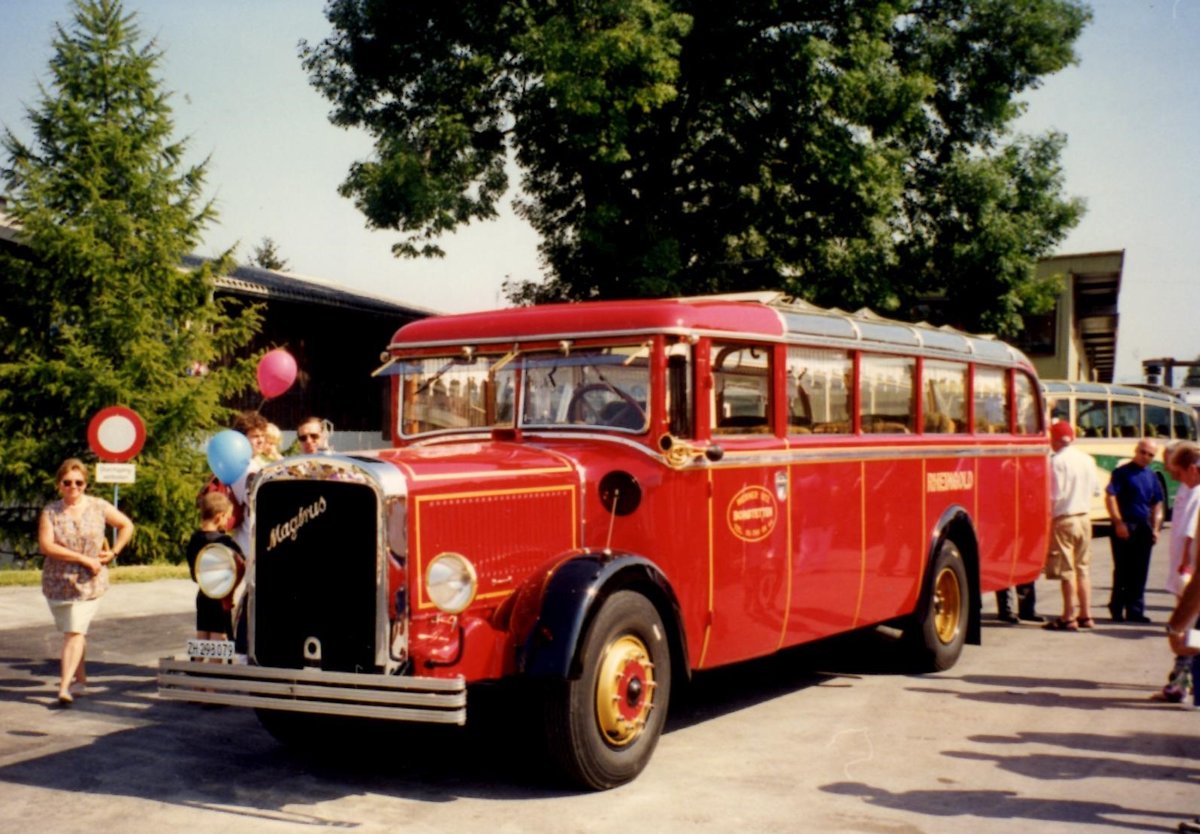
top-left (61, 479), bottom-right (86, 487)
top-left (299, 432), bottom-right (321, 441)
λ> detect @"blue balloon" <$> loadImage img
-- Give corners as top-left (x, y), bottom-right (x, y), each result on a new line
top-left (207, 430), bottom-right (252, 485)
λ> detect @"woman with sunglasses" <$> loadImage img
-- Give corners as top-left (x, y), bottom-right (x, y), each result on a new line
top-left (37, 458), bottom-right (134, 705)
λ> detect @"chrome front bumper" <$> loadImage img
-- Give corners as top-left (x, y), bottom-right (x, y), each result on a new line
top-left (157, 658), bottom-right (466, 725)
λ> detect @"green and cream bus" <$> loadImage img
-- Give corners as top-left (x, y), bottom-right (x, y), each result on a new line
top-left (1043, 380), bottom-right (1199, 523)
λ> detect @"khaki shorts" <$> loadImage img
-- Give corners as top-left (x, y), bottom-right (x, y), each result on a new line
top-left (46, 597), bottom-right (102, 634)
top-left (1044, 514), bottom-right (1092, 581)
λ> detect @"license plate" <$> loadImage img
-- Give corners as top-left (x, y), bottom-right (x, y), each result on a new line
top-left (187, 638), bottom-right (235, 660)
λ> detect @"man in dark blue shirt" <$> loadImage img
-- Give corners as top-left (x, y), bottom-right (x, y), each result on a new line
top-left (1104, 439), bottom-right (1164, 623)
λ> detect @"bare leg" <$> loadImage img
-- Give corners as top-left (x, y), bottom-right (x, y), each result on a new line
top-left (1077, 572), bottom-right (1092, 622)
top-left (1059, 577), bottom-right (1077, 622)
top-left (74, 645), bottom-right (87, 686)
top-left (59, 632), bottom-right (85, 700)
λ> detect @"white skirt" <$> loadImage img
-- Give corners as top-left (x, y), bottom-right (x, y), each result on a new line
top-left (47, 597), bottom-right (102, 634)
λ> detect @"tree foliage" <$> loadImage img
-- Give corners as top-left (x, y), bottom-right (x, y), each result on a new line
top-left (0, 0), bottom-right (260, 563)
top-left (250, 236), bottom-right (290, 271)
top-left (303, 0), bottom-right (1089, 336)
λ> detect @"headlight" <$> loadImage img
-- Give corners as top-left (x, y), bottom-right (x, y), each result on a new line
top-left (195, 542), bottom-right (243, 599)
top-left (425, 552), bottom-right (477, 613)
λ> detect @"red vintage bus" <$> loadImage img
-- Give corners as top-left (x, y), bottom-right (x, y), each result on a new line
top-left (160, 293), bottom-right (1050, 789)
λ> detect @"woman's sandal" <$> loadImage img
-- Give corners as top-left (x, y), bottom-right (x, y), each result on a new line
top-left (1043, 617), bottom-right (1079, 631)
top-left (1077, 617), bottom-right (1095, 629)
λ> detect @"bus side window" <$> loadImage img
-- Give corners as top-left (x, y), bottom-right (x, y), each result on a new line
top-left (1078, 398), bottom-right (1109, 438)
top-left (712, 343), bottom-right (772, 435)
top-left (859, 355), bottom-right (915, 433)
top-left (787, 347), bottom-right (851, 435)
top-left (974, 367), bottom-right (1008, 433)
top-left (1014, 373), bottom-right (1041, 435)
top-left (1144, 404), bottom-right (1170, 439)
top-left (1049, 397), bottom-right (1070, 424)
top-left (1175, 406), bottom-right (1197, 440)
top-left (1111, 401), bottom-right (1139, 440)
top-left (924, 360), bottom-right (967, 434)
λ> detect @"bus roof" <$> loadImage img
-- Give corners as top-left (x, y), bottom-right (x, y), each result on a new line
top-left (1042, 379), bottom-right (1191, 406)
top-left (389, 292), bottom-right (1031, 366)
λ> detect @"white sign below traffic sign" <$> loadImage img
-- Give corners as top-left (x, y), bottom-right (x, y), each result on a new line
top-left (95, 462), bottom-right (137, 484)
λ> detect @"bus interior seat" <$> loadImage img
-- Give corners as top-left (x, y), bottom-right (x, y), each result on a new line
top-left (718, 414), bottom-right (770, 431)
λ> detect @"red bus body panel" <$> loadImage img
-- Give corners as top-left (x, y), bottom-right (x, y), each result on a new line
top-left (374, 289), bottom-right (1051, 680)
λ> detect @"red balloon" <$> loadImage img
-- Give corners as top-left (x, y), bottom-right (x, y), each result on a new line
top-left (256, 349), bottom-right (297, 399)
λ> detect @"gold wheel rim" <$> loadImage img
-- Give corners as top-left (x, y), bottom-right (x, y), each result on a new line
top-left (933, 566), bottom-right (962, 644)
top-left (595, 634), bottom-right (656, 747)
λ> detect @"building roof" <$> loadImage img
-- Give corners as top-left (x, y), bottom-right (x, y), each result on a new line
top-left (182, 255), bottom-right (440, 319)
top-left (0, 197), bottom-right (435, 320)
top-left (1038, 250), bottom-right (1123, 383)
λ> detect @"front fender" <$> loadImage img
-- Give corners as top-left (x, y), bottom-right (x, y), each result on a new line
top-left (513, 550), bottom-right (684, 679)
top-left (928, 504), bottom-right (982, 646)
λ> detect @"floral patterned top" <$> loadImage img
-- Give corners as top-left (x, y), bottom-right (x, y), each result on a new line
top-left (41, 495), bottom-right (111, 602)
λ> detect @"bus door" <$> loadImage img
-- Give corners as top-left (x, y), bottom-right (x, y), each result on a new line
top-left (857, 355), bottom-right (925, 625)
top-left (783, 347), bottom-right (862, 644)
top-left (702, 342), bottom-right (790, 667)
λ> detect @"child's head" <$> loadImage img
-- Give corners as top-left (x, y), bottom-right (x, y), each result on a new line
top-left (199, 490), bottom-right (233, 524)
top-left (264, 422), bottom-right (282, 457)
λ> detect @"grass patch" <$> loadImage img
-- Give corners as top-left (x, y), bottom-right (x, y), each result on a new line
top-left (0, 563), bottom-right (190, 587)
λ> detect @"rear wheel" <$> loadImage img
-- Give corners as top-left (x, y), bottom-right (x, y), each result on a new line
top-left (908, 539), bottom-right (969, 671)
top-left (543, 591), bottom-right (672, 790)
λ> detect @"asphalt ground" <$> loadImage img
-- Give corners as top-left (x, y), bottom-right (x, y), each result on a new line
top-left (0, 532), bottom-right (1198, 833)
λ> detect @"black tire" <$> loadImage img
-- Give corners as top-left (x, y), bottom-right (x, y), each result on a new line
top-left (908, 539), bottom-right (969, 672)
top-left (543, 591), bottom-right (672, 790)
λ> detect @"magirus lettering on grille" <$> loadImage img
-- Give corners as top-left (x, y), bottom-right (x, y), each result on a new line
top-left (266, 495), bottom-right (328, 551)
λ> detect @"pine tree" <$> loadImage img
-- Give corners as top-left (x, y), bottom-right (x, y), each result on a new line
top-left (250, 237), bottom-right (290, 271)
top-left (0, 0), bottom-right (260, 563)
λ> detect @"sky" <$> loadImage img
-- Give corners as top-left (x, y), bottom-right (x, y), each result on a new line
top-left (1, 0), bottom-right (1198, 382)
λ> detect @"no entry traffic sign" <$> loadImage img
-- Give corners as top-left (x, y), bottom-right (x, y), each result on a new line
top-left (87, 406), bottom-right (146, 463)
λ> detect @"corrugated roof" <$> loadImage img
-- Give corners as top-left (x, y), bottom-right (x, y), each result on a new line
top-left (182, 256), bottom-right (440, 318)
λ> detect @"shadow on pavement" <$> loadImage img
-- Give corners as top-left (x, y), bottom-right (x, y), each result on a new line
top-left (820, 781), bottom-right (1188, 831)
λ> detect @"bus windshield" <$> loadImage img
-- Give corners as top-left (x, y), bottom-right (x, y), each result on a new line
top-left (397, 343), bottom-right (651, 437)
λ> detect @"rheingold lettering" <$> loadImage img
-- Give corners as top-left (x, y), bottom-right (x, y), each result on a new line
top-left (925, 471), bottom-right (975, 493)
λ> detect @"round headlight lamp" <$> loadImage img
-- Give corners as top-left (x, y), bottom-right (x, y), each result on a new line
top-left (425, 552), bottom-right (478, 613)
top-left (195, 542), bottom-right (243, 599)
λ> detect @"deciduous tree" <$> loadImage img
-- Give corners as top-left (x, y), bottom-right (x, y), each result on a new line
top-left (303, 0), bottom-right (1089, 335)
top-left (0, 0), bottom-right (260, 562)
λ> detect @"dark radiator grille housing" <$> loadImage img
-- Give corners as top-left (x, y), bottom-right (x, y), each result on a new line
top-left (253, 480), bottom-right (380, 672)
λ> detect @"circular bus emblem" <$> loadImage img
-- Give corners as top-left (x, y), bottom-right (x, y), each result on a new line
top-left (727, 485), bottom-right (778, 542)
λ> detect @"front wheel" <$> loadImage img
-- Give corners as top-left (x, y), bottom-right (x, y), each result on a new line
top-left (908, 539), bottom-right (969, 672)
top-left (543, 591), bottom-right (672, 790)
